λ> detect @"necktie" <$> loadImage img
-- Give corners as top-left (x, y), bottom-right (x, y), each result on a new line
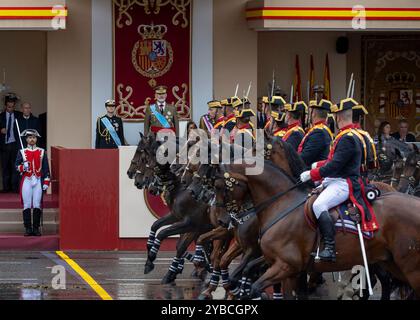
top-left (159, 104), bottom-right (164, 113)
top-left (6, 113), bottom-right (11, 142)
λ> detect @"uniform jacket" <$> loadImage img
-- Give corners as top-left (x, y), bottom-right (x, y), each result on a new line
top-left (144, 102), bottom-right (179, 136)
top-left (282, 122), bottom-right (305, 151)
top-left (95, 115), bottom-right (125, 149)
top-left (298, 121), bottom-right (333, 167)
top-left (16, 146), bottom-right (51, 188)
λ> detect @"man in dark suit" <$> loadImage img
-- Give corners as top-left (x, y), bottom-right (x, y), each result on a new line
top-left (17, 102), bottom-right (41, 147)
top-left (0, 93), bottom-right (23, 192)
top-left (256, 97), bottom-right (267, 129)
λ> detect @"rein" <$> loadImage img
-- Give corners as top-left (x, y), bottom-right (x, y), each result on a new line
top-left (254, 180), bottom-right (305, 215)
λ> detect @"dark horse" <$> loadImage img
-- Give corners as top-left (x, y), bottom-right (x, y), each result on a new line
top-left (221, 143), bottom-right (420, 298)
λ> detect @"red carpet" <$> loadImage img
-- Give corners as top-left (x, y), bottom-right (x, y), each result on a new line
top-left (0, 193), bottom-right (58, 209)
top-left (0, 234), bottom-right (59, 251)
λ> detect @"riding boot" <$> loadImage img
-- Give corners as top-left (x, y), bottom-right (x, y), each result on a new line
top-left (23, 209), bottom-right (32, 236)
top-left (32, 208), bottom-right (42, 237)
top-left (317, 211), bottom-right (336, 262)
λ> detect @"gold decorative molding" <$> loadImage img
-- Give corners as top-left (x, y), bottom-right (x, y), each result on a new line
top-left (114, 0), bottom-right (190, 29)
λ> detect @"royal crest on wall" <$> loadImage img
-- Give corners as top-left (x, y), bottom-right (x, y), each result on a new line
top-left (113, 0), bottom-right (192, 122)
top-left (362, 36), bottom-right (420, 138)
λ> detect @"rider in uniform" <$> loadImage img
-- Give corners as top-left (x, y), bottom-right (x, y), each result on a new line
top-left (282, 101), bottom-right (306, 151)
top-left (298, 99), bottom-right (334, 167)
top-left (144, 85), bottom-right (179, 136)
top-left (352, 101), bottom-right (378, 181)
top-left (15, 129), bottom-right (50, 236)
top-left (199, 100), bottom-right (222, 135)
top-left (95, 99), bottom-right (125, 149)
top-left (263, 96), bottom-right (286, 134)
top-left (300, 99), bottom-right (378, 262)
top-left (230, 98), bottom-right (255, 144)
top-left (216, 97), bottom-right (236, 134)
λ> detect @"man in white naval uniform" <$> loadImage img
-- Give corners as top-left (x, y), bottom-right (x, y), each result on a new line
top-left (15, 129), bottom-right (50, 236)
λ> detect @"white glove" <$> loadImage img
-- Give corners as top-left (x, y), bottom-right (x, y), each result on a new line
top-left (42, 184), bottom-right (49, 191)
top-left (23, 162), bottom-right (30, 172)
top-left (311, 162), bottom-right (318, 170)
top-left (300, 170), bottom-right (311, 183)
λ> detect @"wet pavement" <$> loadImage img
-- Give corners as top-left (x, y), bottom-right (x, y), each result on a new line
top-left (0, 251), bottom-right (398, 300)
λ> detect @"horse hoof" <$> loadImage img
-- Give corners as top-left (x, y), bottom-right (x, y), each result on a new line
top-left (144, 261), bottom-right (155, 274)
top-left (161, 272), bottom-right (176, 284)
top-left (198, 293), bottom-right (212, 300)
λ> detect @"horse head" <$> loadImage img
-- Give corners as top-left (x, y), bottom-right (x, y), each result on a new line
top-left (397, 147), bottom-right (420, 194)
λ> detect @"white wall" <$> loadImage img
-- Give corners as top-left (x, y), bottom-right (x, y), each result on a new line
top-left (91, 0), bottom-right (213, 146)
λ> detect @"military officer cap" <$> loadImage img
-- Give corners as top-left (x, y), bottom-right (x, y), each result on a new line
top-left (311, 99), bottom-right (333, 112)
top-left (4, 92), bottom-right (18, 103)
top-left (21, 129), bottom-right (41, 138)
top-left (262, 96), bottom-right (286, 108)
top-left (271, 111), bottom-right (285, 122)
top-left (105, 99), bottom-right (116, 107)
top-left (221, 97), bottom-right (234, 107)
top-left (155, 85), bottom-right (168, 94)
top-left (353, 103), bottom-right (368, 115)
top-left (207, 100), bottom-right (222, 109)
top-left (286, 101), bottom-right (308, 114)
top-left (331, 98), bottom-right (358, 113)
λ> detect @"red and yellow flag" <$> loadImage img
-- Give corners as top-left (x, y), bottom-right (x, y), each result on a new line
top-left (323, 53), bottom-right (331, 100)
top-left (309, 54), bottom-right (315, 100)
top-left (293, 54), bottom-right (302, 102)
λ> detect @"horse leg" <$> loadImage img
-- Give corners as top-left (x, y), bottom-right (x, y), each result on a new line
top-left (198, 238), bottom-right (230, 300)
top-left (249, 260), bottom-right (295, 300)
top-left (194, 227), bottom-right (230, 280)
top-left (194, 226), bottom-right (228, 268)
top-left (145, 219), bottom-right (194, 274)
top-left (162, 232), bottom-right (198, 284)
top-left (147, 213), bottom-right (179, 253)
top-left (239, 255), bottom-right (267, 297)
top-left (227, 249), bottom-right (260, 299)
top-left (218, 240), bottom-right (243, 300)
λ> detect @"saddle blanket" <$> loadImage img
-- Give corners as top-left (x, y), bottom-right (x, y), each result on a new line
top-left (305, 201), bottom-right (374, 240)
top-left (334, 202), bottom-right (374, 240)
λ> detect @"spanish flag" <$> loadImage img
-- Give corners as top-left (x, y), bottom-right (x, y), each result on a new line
top-left (293, 54), bottom-right (302, 102)
top-left (309, 54), bottom-right (315, 100)
top-left (323, 53), bottom-right (331, 100)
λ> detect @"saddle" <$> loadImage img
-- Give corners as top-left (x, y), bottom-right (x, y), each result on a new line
top-left (304, 192), bottom-right (374, 240)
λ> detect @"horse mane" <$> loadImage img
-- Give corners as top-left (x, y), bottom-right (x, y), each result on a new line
top-left (272, 137), bottom-right (306, 179)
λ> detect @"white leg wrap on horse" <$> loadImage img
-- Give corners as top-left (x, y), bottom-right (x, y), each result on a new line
top-left (312, 178), bottom-right (349, 219)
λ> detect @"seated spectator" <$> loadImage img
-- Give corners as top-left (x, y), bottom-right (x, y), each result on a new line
top-left (18, 102), bottom-right (41, 147)
top-left (391, 119), bottom-right (416, 143)
top-left (374, 121), bottom-right (396, 147)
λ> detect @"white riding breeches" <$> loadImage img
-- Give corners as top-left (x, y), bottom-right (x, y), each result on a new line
top-left (21, 176), bottom-right (42, 210)
top-left (312, 177), bottom-right (349, 219)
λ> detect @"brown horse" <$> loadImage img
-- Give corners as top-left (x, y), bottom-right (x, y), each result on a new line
top-left (221, 149), bottom-right (420, 298)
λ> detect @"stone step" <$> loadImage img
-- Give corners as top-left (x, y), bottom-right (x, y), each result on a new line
top-left (0, 234), bottom-right (59, 251)
top-left (0, 209), bottom-right (59, 222)
top-left (0, 221), bottom-right (58, 234)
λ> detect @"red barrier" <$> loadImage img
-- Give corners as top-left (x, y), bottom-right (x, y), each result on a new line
top-left (57, 148), bottom-right (185, 251)
top-left (58, 148), bottom-right (119, 250)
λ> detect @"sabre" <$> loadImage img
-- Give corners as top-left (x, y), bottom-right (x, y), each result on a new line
top-left (351, 79), bottom-right (356, 99)
top-left (246, 81), bottom-right (252, 99)
top-left (234, 84), bottom-right (239, 98)
top-left (356, 221), bottom-right (374, 296)
top-left (347, 73), bottom-right (354, 98)
top-left (15, 119), bottom-right (26, 162)
top-left (290, 85), bottom-right (294, 104)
